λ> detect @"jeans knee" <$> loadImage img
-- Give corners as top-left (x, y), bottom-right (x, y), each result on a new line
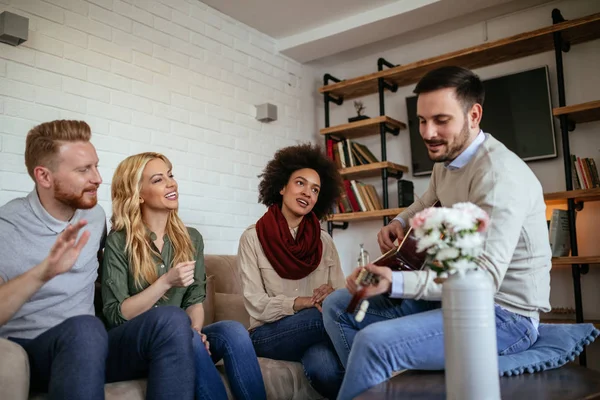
top-left (323, 289), bottom-right (350, 323)
top-left (218, 320), bottom-right (247, 335)
top-left (59, 315), bottom-right (108, 358)
top-left (146, 306), bottom-right (191, 338)
top-left (208, 320), bottom-right (252, 347)
top-left (353, 326), bottom-right (382, 358)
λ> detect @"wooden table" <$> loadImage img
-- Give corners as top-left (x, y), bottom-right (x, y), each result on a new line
top-left (355, 363), bottom-right (600, 399)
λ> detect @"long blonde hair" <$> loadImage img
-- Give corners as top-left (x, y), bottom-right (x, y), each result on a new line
top-left (111, 152), bottom-right (194, 289)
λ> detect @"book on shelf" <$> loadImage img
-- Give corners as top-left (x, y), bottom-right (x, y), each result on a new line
top-left (331, 179), bottom-right (383, 214)
top-left (548, 209), bottom-right (571, 257)
top-left (326, 137), bottom-right (379, 169)
top-left (571, 154), bottom-right (600, 189)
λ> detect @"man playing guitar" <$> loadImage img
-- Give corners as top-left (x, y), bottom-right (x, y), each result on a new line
top-left (322, 66), bottom-right (552, 400)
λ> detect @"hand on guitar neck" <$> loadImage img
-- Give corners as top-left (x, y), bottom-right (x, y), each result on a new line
top-left (348, 202), bottom-right (440, 319)
top-left (346, 219), bottom-right (430, 316)
top-left (346, 264), bottom-right (392, 299)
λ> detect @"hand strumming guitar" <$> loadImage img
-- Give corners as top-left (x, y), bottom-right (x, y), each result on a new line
top-left (346, 263), bottom-right (393, 298)
top-left (377, 219), bottom-right (405, 253)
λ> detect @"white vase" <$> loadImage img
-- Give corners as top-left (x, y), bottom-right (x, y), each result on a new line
top-left (442, 267), bottom-right (501, 400)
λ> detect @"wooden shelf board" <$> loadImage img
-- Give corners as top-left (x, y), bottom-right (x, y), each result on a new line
top-left (320, 116), bottom-right (407, 139)
top-left (552, 256), bottom-right (600, 266)
top-left (340, 161), bottom-right (409, 180)
top-left (544, 188), bottom-right (600, 204)
top-left (326, 208), bottom-right (405, 222)
top-left (553, 100), bottom-right (600, 124)
top-left (540, 318), bottom-right (600, 328)
top-left (319, 12), bottom-right (600, 100)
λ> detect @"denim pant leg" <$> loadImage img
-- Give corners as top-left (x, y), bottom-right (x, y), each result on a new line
top-left (337, 305), bottom-right (446, 399)
top-left (250, 308), bottom-right (344, 399)
top-left (328, 294), bottom-right (540, 399)
top-left (192, 329), bottom-right (229, 400)
top-left (323, 289), bottom-right (436, 368)
top-left (106, 306), bottom-right (196, 400)
top-left (300, 338), bottom-right (345, 399)
top-left (495, 304), bottom-right (539, 355)
top-left (10, 315), bottom-right (109, 400)
top-left (204, 320), bottom-right (266, 400)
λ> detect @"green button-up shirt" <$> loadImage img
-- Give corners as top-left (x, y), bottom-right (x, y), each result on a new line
top-left (101, 227), bottom-right (206, 328)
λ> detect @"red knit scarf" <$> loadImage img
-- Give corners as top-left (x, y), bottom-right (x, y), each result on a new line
top-left (255, 204), bottom-right (323, 280)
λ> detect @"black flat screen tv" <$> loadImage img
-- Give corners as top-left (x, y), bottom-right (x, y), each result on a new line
top-left (406, 66), bottom-right (557, 176)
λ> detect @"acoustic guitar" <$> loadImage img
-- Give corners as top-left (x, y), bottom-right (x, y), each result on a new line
top-left (346, 201), bottom-right (440, 316)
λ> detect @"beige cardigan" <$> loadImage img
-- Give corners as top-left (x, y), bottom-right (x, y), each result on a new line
top-left (237, 224), bottom-right (346, 330)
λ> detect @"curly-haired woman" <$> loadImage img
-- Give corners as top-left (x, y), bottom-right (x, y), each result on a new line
top-left (101, 152), bottom-right (266, 400)
top-left (237, 143), bottom-right (346, 399)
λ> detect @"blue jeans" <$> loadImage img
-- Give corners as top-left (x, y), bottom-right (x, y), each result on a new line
top-left (9, 306), bottom-right (195, 400)
top-left (192, 320), bottom-right (266, 400)
top-left (250, 308), bottom-right (344, 399)
top-left (322, 289), bottom-right (539, 400)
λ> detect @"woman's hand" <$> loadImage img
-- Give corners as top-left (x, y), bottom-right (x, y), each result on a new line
top-left (163, 261), bottom-right (195, 288)
top-left (293, 296), bottom-right (315, 312)
top-left (201, 333), bottom-right (211, 355)
top-left (311, 284), bottom-right (334, 305)
top-left (193, 327), bottom-right (211, 355)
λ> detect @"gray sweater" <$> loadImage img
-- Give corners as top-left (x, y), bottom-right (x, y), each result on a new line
top-left (399, 134), bottom-right (552, 319)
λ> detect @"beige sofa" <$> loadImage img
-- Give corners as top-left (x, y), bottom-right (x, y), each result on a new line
top-left (0, 255), bottom-right (322, 400)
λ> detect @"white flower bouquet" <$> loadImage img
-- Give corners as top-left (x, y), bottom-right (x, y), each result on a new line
top-left (409, 202), bottom-right (490, 277)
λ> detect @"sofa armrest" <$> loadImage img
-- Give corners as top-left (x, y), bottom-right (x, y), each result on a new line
top-left (0, 338), bottom-right (30, 400)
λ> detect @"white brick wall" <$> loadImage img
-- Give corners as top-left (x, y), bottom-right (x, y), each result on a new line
top-left (0, 0), bottom-right (316, 255)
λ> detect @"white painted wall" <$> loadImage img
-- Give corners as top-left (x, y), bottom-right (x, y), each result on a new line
top-left (312, 0), bottom-right (600, 365)
top-left (0, 0), bottom-right (318, 255)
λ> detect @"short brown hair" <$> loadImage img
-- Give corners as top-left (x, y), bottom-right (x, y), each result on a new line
top-left (414, 66), bottom-right (485, 112)
top-left (25, 120), bottom-right (92, 179)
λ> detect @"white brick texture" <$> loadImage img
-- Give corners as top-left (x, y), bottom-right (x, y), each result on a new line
top-left (0, 0), bottom-right (311, 255)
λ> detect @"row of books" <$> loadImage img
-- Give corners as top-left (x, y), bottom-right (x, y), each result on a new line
top-left (326, 138), bottom-right (379, 169)
top-left (571, 155), bottom-right (600, 189)
top-left (332, 180), bottom-right (383, 214)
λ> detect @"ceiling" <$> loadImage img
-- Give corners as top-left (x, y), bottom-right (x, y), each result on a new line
top-left (201, 0), bottom-right (402, 38)
top-left (202, 0), bottom-right (554, 63)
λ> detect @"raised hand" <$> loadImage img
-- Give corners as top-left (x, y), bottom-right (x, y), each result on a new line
top-left (377, 219), bottom-right (405, 253)
top-left (39, 220), bottom-right (90, 282)
top-left (164, 261), bottom-right (196, 288)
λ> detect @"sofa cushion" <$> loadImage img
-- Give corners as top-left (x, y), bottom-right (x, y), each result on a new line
top-left (203, 275), bottom-right (216, 326)
top-left (0, 338), bottom-right (29, 400)
top-left (498, 323), bottom-right (600, 376)
top-left (214, 292), bottom-right (250, 328)
top-left (205, 255), bottom-right (242, 294)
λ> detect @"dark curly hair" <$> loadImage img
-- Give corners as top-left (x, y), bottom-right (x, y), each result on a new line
top-left (258, 143), bottom-right (343, 220)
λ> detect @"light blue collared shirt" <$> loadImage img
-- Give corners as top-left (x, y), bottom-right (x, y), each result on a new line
top-left (445, 130), bottom-right (486, 170)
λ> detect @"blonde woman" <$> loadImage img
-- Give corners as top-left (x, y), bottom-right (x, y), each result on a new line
top-left (101, 152), bottom-right (265, 400)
